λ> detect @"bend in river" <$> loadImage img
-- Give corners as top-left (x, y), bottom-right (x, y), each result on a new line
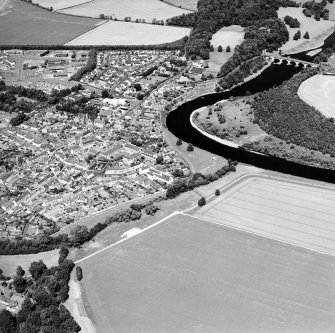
top-left (166, 63), bottom-right (335, 183)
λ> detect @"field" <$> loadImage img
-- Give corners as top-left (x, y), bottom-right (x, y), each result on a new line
top-left (207, 25), bottom-right (244, 73)
top-left (65, 21), bottom-right (191, 45)
top-left (162, 0), bottom-right (198, 11)
top-left (0, 0), bottom-right (102, 45)
top-left (58, 0), bottom-right (191, 21)
top-left (326, 2), bottom-right (335, 20)
top-left (79, 212), bottom-right (335, 332)
top-left (0, 249), bottom-right (59, 276)
top-left (298, 75), bottom-right (335, 118)
top-left (196, 176), bottom-right (335, 255)
top-left (278, 7), bottom-right (335, 54)
top-left (31, 0), bottom-right (89, 11)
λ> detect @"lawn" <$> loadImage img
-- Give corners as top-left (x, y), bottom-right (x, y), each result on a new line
top-left (298, 75), bottom-right (335, 118)
top-left (0, 249), bottom-right (60, 276)
top-left (0, 0), bottom-right (102, 45)
top-left (207, 25), bottom-right (244, 73)
top-left (162, 0), bottom-right (198, 11)
top-left (79, 213), bottom-right (335, 332)
top-left (65, 21), bottom-right (191, 45)
top-left (278, 7), bottom-right (335, 54)
top-left (58, 0), bottom-right (191, 21)
top-left (196, 176), bottom-right (335, 255)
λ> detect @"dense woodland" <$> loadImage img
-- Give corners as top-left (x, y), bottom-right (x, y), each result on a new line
top-left (302, 0), bottom-right (333, 20)
top-left (253, 69), bottom-right (335, 155)
top-left (0, 250), bottom-right (80, 333)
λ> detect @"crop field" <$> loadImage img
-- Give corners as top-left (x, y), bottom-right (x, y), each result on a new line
top-left (65, 21), bottom-right (191, 46)
top-left (298, 75), bottom-right (335, 118)
top-left (31, 0), bottom-right (89, 11)
top-left (79, 213), bottom-right (335, 332)
top-left (162, 0), bottom-right (198, 11)
top-left (0, 0), bottom-right (102, 45)
top-left (58, 0), bottom-right (191, 21)
top-left (208, 25), bottom-right (244, 72)
top-left (196, 176), bottom-right (335, 255)
top-left (278, 7), bottom-right (335, 54)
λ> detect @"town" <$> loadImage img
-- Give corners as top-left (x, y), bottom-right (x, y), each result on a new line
top-left (0, 48), bottom-right (213, 239)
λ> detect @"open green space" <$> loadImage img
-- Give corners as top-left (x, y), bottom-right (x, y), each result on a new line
top-left (0, 0), bottom-right (102, 45)
top-left (80, 213), bottom-right (335, 332)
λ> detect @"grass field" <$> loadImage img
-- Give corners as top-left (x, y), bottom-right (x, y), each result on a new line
top-left (79, 212), bottom-right (335, 332)
top-left (298, 74), bottom-right (335, 118)
top-left (0, 0), bottom-right (102, 45)
top-left (278, 7), bottom-right (335, 54)
top-left (58, 0), bottom-right (191, 21)
top-left (207, 25), bottom-right (244, 73)
top-left (162, 0), bottom-right (198, 11)
top-left (65, 21), bottom-right (190, 45)
top-left (196, 176), bottom-right (335, 255)
top-left (0, 249), bottom-right (59, 276)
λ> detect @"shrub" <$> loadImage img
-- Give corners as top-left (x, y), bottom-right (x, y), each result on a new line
top-left (218, 45), bottom-right (223, 52)
top-left (215, 189), bottom-right (220, 196)
top-left (303, 31), bottom-right (310, 39)
top-left (198, 197), bottom-right (206, 206)
top-left (187, 143), bottom-right (194, 151)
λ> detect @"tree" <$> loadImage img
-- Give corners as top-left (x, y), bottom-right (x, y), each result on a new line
top-left (99, 14), bottom-right (105, 19)
top-left (176, 138), bottom-right (182, 146)
top-left (0, 310), bottom-right (16, 333)
top-left (76, 266), bottom-right (83, 281)
top-left (198, 197), bottom-right (206, 206)
top-left (101, 89), bottom-right (109, 98)
top-left (187, 143), bottom-right (194, 151)
top-left (16, 265), bottom-right (25, 277)
top-left (156, 155), bottom-right (163, 164)
top-left (133, 83), bottom-right (142, 91)
top-left (218, 45), bottom-right (223, 52)
top-left (209, 44), bottom-right (214, 52)
top-left (226, 45), bottom-right (231, 52)
top-left (13, 276), bottom-right (27, 293)
top-left (70, 225), bottom-right (90, 246)
top-left (293, 30), bottom-right (301, 40)
top-left (58, 247), bottom-right (69, 264)
top-left (215, 189), bottom-right (220, 196)
top-left (29, 260), bottom-right (47, 281)
top-left (303, 31), bottom-right (310, 39)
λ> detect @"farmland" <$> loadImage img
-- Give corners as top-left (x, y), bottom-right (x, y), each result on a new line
top-left (0, 0), bottom-right (102, 45)
top-left (57, 0), bottom-right (191, 21)
top-left (79, 212), bottom-right (335, 332)
top-left (196, 176), bottom-right (335, 255)
top-left (298, 75), bottom-right (335, 118)
top-left (30, 0), bottom-right (89, 11)
top-left (162, 0), bottom-right (198, 11)
top-left (278, 7), bottom-right (335, 54)
top-left (65, 21), bottom-right (191, 46)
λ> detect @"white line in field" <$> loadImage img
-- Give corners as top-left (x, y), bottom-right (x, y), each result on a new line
top-left (183, 212), bottom-right (335, 258)
top-left (75, 211), bottom-right (179, 264)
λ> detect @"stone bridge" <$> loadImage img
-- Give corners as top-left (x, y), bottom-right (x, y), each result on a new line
top-left (263, 51), bottom-right (318, 68)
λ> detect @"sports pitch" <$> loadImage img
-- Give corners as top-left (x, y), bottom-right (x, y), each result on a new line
top-left (196, 176), bottom-right (335, 255)
top-left (80, 213), bottom-right (335, 332)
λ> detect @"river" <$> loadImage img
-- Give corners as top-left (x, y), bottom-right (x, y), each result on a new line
top-left (166, 63), bottom-right (335, 183)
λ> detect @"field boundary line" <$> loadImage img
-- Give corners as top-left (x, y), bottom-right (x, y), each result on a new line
top-left (182, 212), bottom-right (335, 258)
top-left (56, 0), bottom-right (95, 11)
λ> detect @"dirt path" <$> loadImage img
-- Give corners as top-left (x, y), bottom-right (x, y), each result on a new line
top-left (65, 273), bottom-right (97, 333)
